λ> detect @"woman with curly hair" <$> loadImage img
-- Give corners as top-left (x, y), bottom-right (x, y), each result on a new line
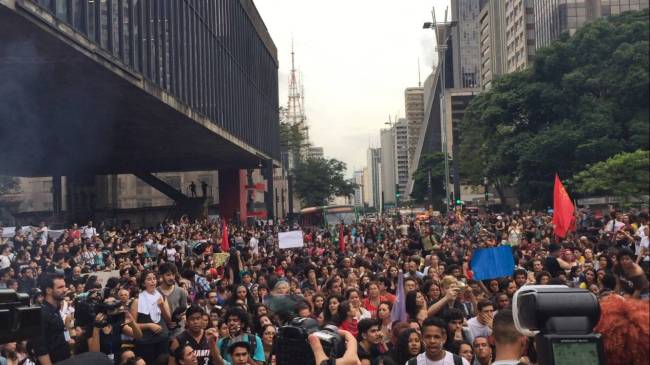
top-left (594, 295), bottom-right (649, 365)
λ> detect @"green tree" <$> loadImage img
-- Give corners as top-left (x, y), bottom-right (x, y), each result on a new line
top-left (410, 153), bottom-right (447, 209)
top-left (279, 107), bottom-right (310, 164)
top-left (293, 157), bottom-right (355, 207)
top-left (460, 9), bottom-right (649, 208)
top-left (572, 149), bottom-right (649, 202)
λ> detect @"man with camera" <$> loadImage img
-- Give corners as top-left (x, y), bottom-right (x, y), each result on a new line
top-left (86, 297), bottom-right (143, 364)
top-left (28, 273), bottom-right (70, 365)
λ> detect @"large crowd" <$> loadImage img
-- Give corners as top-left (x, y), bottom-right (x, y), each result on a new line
top-left (0, 207), bottom-right (648, 365)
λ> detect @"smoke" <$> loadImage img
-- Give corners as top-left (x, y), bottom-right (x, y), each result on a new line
top-left (419, 34), bottom-right (437, 70)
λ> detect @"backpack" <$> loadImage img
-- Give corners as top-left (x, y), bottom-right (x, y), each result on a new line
top-left (407, 354), bottom-right (463, 365)
top-left (219, 333), bottom-right (258, 357)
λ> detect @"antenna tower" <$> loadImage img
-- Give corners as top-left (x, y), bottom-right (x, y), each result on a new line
top-left (286, 40), bottom-right (309, 148)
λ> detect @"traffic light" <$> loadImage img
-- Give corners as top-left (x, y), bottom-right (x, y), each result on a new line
top-left (395, 184), bottom-right (400, 199)
top-left (455, 199), bottom-right (463, 205)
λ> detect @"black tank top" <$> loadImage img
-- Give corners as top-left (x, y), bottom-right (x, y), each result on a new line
top-left (176, 330), bottom-right (213, 365)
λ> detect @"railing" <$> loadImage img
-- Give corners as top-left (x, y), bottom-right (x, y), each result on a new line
top-left (29, 0), bottom-right (279, 159)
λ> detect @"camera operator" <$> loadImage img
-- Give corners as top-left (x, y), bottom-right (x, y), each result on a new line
top-left (27, 273), bottom-right (70, 365)
top-left (491, 310), bottom-right (528, 365)
top-left (307, 329), bottom-right (361, 365)
top-left (82, 297), bottom-right (143, 364)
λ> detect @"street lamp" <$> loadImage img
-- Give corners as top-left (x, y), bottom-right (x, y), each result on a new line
top-left (423, 7), bottom-right (456, 214)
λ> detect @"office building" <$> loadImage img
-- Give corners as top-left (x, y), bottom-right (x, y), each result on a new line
top-left (505, 0), bottom-right (536, 72)
top-left (366, 148), bottom-right (381, 208)
top-left (380, 128), bottom-right (396, 207)
top-left (405, 87), bottom-right (425, 177)
top-left (479, 0), bottom-right (506, 89)
top-left (353, 170), bottom-right (364, 207)
top-left (451, 0), bottom-right (482, 88)
top-left (394, 118), bottom-right (409, 198)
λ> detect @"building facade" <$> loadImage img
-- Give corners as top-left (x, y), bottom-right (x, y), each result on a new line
top-left (394, 118), bottom-right (410, 199)
top-left (505, 0), bottom-right (536, 72)
top-left (366, 148), bottom-right (382, 208)
top-left (452, 0), bottom-right (482, 88)
top-left (479, 0), bottom-right (506, 90)
top-left (353, 170), bottom-right (364, 207)
top-left (307, 146), bottom-right (324, 160)
top-left (380, 128), bottom-right (396, 206)
top-left (405, 87), bottom-right (425, 178)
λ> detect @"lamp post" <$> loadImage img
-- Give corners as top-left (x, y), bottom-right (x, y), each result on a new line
top-left (423, 8), bottom-right (456, 214)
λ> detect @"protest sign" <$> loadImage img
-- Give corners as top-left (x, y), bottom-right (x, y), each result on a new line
top-left (471, 246), bottom-right (515, 280)
top-left (278, 230), bottom-right (304, 249)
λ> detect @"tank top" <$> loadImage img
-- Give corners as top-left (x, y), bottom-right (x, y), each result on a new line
top-left (176, 330), bottom-right (213, 365)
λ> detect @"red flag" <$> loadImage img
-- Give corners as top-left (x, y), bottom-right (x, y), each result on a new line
top-left (221, 219), bottom-right (230, 251)
top-left (553, 174), bottom-right (576, 238)
top-left (339, 223), bottom-right (345, 253)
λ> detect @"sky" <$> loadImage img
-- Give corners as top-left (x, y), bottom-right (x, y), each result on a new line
top-left (254, 0), bottom-right (451, 175)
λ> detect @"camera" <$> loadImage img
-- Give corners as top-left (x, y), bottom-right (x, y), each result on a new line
top-left (276, 317), bottom-right (346, 365)
top-left (75, 290), bottom-right (124, 328)
top-left (513, 285), bottom-right (605, 365)
top-left (0, 289), bottom-right (42, 344)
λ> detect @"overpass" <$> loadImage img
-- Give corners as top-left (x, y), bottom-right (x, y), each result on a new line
top-left (0, 0), bottom-right (281, 221)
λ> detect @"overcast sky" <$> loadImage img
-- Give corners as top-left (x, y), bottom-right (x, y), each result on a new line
top-left (254, 0), bottom-right (451, 175)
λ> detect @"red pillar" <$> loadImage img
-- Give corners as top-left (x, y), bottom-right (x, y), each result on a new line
top-left (219, 169), bottom-right (248, 223)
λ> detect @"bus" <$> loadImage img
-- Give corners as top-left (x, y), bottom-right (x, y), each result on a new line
top-left (299, 205), bottom-right (359, 227)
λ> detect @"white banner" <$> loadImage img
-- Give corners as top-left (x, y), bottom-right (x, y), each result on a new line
top-left (278, 230), bottom-right (304, 249)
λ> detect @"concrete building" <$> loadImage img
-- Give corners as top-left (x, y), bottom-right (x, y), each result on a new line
top-left (479, 0), bottom-right (506, 90)
top-left (505, 0), bottom-right (536, 72)
top-left (380, 128), bottom-right (396, 207)
top-left (405, 87), bottom-right (425, 178)
top-left (353, 170), bottom-right (364, 207)
top-left (452, 0), bottom-right (482, 88)
top-left (532, 0), bottom-right (649, 50)
top-left (366, 148), bottom-right (382, 208)
top-left (394, 118), bottom-right (410, 199)
top-left (307, 146), bottom-right (324, 160)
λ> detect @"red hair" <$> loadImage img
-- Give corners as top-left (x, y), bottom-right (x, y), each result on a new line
top-left (594, 295), bottom-right (649, 365)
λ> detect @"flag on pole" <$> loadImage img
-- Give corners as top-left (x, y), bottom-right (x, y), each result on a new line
top-left (390, 271), bottom-right (408, 324)
top-left (221, 219), bottom-right (230, 251)
top-left (553, 174), bottom-right (576, 239)
top-left (339, 223), bottom-right (345, 253)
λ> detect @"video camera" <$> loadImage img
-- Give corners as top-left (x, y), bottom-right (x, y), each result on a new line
top-left (75, 289), bottom-right (125, 328)
top-left (276, 317), bottom-right (346, 365)
top-left (513, 285), bottom-right (605, 365)
top-left (0, 289), bottom-right (42, 344)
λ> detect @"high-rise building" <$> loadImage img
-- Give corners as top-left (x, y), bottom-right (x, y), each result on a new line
top-left (602, 0), bottom-right (650, 16)
top-left (405, 87), bottom-right (425, 177)
top-left (394, 118), bottom-right (409, 198)
top-left (534, 0), bottom-right (648, 49)
top-left (353, 170), bottom-right (364, 207)
top-left (451, 0), bottom-right (482, 88)
top-left (505, 0), bottom-right (536, 73)
top-left (380, 128), bottom-right (396, 206)
top-left (366, 148), bottom-right (381, 208)
top-left (479, 0), bottom-right (506, 90)
top-left (307, 146), bottom-right (324, 160)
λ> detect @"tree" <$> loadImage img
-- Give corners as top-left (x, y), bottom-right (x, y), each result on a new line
top-left (572, 149), bottom-right (649, 203)
top-left (279, 107), bottom-right (310, 164)
top-left (292, 157), bottom-right (355, 207)
top-left (459, 9), bottom-right (649, 208)
top-left (410, 153), bottom-right (447, 210)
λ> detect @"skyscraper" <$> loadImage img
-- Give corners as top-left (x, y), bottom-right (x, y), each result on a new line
top-left (479, 0), bottom-right (506, 90)
top-left (504, 0), bottom-right (536, 73)
top-left (380, 128), bottom-right (396, 207)
top-left (405, 87), bottom-right (425, 178)
top-left (394, 118), bottom-right (409, 198)
top-left (366, 148), bottom-right (382, 208)
top-left (452, 0), bottom-right (482, 88)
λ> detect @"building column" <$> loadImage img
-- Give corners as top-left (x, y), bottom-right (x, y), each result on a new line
top-left (218, 169), bottom-right (247, 224)
top-left (52, 175), bottom-right (62, 215)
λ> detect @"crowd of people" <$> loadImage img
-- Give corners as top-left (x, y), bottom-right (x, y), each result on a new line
top-left (0, 207), bottom-right (648, 365)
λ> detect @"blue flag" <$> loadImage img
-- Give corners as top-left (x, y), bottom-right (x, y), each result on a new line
top-left (471, 246), bottom-right (515, 280)
top-left (390, 271), bottom-right (408, 323)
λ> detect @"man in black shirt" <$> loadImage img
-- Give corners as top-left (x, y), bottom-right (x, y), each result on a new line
top-left (544, 243), bottom-right (563, 277)
top-left (169, 306), bottom-right (223, 365)
top-left (28, 273), bottom-right (70, 365)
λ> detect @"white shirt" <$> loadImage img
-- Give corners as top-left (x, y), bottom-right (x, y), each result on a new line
top-left (467, 317), bottom-right (492, 342)
top-left (82, 226), bottom-right (97, 239)
top-left (409, 351), bottom-right (470, 365)
top-left (636, 224), bottom-right (649, 261)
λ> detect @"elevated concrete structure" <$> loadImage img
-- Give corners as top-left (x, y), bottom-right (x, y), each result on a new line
top-left (0, 0), bottom-right (281, 222)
